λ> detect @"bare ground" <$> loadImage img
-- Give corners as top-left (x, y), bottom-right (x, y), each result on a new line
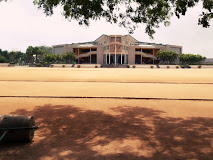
top-left (0, 68), bottom-right (213, 160)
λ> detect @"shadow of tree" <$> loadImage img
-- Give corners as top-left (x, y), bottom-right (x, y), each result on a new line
top-left (0, 104), bottom-right (213, 160)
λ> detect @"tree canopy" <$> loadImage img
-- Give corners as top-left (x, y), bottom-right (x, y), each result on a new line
top-left (157, 51), bottom-right (179, 64)
top-left (31, 0), bottom-right (213, 38)
top-left (179, 53), bottom-right (206, 64)
top-left (1, 0), bottom-right (212, 38)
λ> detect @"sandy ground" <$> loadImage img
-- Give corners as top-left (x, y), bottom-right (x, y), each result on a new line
top-left (0, 67), bottom-right (213, 160)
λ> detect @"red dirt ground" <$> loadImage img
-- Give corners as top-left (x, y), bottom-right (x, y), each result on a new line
top-left (0, 68), bottom-right (213, 160)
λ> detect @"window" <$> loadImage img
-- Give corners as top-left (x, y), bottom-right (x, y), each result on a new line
top-left (91, 48), bottom-right (97, 51)
top-left (111, 37), bottom-right (115, 42)
top-left (82, 49), bottom-right (90, 53)
top-left (135, 48), bottom-right (141, 52)
top-left (142, 49), bottom-right (152, 54)
top-left (116, 37), bottom-right (121, 43)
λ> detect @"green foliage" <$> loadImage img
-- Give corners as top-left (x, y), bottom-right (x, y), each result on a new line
top-left (62, 52), bottom-right (77, 63)
top-left (32, 0), bottom-right (213, 38)
top-left (43, 54), bottom-right (56, 63)
top-left (55, 54), bottom-right (62, 62)
top-left (36, 63), bottom-right (42, 67)
top-left (0, 49), bottom-right (26, 64)
top-left (26, 45), bottom-right (51, 64)
top-left (37, 46), bottom-right (52, 54)
top-left (179, 54), bottom-right (206, 65)
top-left (0, 55), bottom-right (7, 63)
top-left (157, 51), bottom-right (178, 64)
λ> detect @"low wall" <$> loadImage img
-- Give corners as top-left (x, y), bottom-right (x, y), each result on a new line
top-left (0, 63), bottom-right (9, 67)
top-left (50, 64), bottom-right (102, 68)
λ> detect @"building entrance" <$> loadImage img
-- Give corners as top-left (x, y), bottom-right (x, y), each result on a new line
top-left (106, 54), bottom-right (127, 65)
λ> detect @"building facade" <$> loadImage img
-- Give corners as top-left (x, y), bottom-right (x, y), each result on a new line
top-left (52, 34), bottom-right (182, 65)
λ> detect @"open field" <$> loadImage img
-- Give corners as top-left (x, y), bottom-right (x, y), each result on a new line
top-left (0, 67), bottom-right (213, 160)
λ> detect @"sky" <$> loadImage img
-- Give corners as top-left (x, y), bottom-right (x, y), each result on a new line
top-left (0, 0), bottom-right (213, 58)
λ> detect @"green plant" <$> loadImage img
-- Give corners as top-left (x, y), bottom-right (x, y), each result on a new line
top-left (127, 64), bottom-right (130, 68)
top-left (36, 63), bottom-right (42, 67)
top-left (150, 65), bottom-right (154, 68)
top-left (176, 65), bottom-right (179, 69)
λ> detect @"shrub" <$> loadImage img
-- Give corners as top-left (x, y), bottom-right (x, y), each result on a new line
top-left (198, 65), bottom-right (202, 69)
top-left (167, 66), bottom-right (170, 69)
top-left (132, 65), bottom-right (136, 68)
top-left (36, 63), bottom-right (42, 67)
top-left (77, 65), bottom-right (81, 68)
top-left (150, 66), bottom-right (154, 68)
top-left (176, 65), bottom-right (179, 69)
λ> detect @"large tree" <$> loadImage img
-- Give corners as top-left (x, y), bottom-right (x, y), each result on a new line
top-left (157, 50), bottom-right (179, 64)
top-left (179, 53), bottom-right (206, 64)
top-left (33, 0), bottom-right (213, 38)
top-left (1, 0), bottom-right (212, 38)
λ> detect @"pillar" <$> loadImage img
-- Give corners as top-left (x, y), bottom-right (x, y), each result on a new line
top-left (121, 53), bottom-right (122, 64)
top-left (109, 53), bottom-right (111, 64)
top-left (153, 49), bottom-right (154, 64)
top-left (78, 48), bottom-right (80, 64)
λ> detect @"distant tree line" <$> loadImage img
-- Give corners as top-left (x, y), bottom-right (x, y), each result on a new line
top-left (157, 51), bottom-right (206, 65)
top-left (0, 46), bottom-right (77, 66)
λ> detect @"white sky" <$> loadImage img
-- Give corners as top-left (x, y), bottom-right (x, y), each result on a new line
top-left (0, 0), bottom-right (213, 58)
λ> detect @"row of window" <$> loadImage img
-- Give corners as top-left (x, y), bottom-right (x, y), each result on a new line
top-left (135, 49), bottom-right (153, 54)
top-left (104, 45), bottom-right (129, 51)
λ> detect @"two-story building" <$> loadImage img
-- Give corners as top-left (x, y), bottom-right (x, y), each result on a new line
top-left (52, 34), bottom-right (182, 65)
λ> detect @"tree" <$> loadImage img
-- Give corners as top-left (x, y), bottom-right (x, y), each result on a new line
top-left (43, 54), bottom-right (56, 63)
top-left (179, 53), bottom-right (206, 64)
top-left (157, 51), bottom-right (179, 64)
top-left (26, 46), bottom-right (35, 64)
top-left (0, 49), bottom-right (9, 59)
top-left (62, 52), bottom-right (77, 63)
top-left (37, 46), bottom-right (52, 55)
top-left (55, 54), bottom-right (62, 62)
top-left (29, 0), bottom-right (213, 38)
top-left (0, 55), bottom-right (7, 63)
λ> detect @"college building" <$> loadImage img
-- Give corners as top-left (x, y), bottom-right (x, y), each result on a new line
top-left (52, 34), bottom-right (182, 65)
